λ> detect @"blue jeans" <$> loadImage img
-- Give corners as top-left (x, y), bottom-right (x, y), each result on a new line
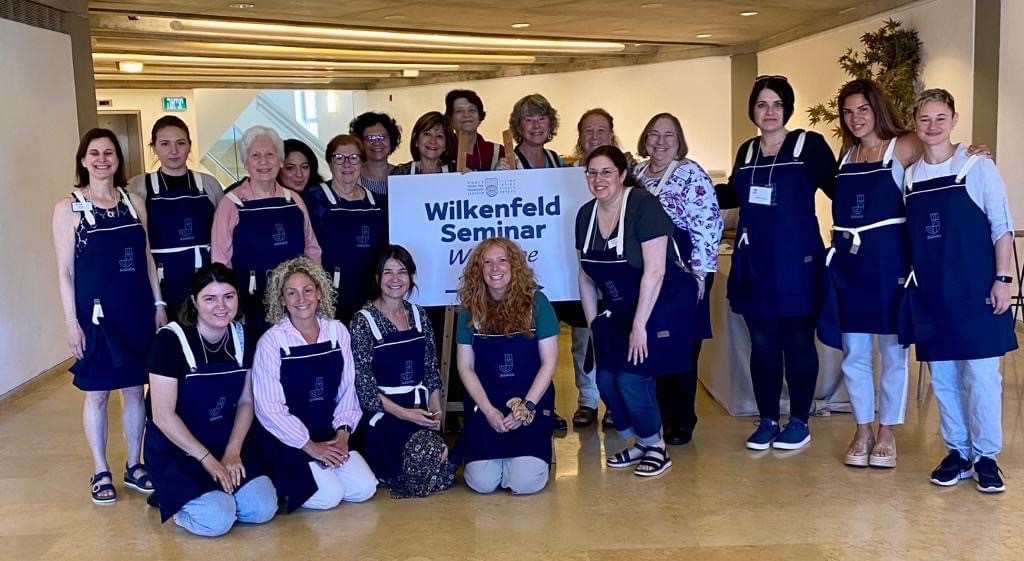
top-left (929, 358), bottom-right (1003, 460)
top-left (596, 369), bottom-right (662, 445)
top-left (173, 475), bottom-right (277, 537)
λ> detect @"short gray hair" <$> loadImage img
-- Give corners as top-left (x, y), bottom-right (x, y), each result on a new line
top-left (508, 93), bottom-right (559, 144)
top-left (240, 125), bottom-right (285, 161)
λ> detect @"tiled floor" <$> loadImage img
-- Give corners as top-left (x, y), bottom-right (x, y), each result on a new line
top-left (1, 331), bottom-right (1021, 561)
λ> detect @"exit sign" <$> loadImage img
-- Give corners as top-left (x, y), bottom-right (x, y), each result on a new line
top-left (163, 97), bottom-right (187, 111)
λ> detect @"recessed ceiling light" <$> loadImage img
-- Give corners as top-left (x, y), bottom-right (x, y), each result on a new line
top-left (402, 69), bottom-right (420, 77)
top-left (641, 3), bottom-right (664, 8)
top-left (740, 11), bottom-right (758, 16)
top-left (696, 33), bottom-right (712, 38)
top-left (117, 60), bottom-right (144, 73)
top-left (383, 14), bottom-right (406, 20)
top-left (227, 3), bottom-right (255, 8)
top-left (511, 22), bottom-right (530, 28)
top-left (612, 29), bottom-right (630, 34)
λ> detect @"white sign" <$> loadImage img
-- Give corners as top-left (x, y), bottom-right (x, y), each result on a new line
top-left (389, 167), bottom-right (592, 306)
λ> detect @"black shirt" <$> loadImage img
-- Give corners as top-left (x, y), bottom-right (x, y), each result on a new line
top-left (575, 187), bottom-right (675, 269)
top-left (147, 323), bottom-right (254, 380)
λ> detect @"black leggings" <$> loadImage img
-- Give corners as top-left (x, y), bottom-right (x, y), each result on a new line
top-left (656, 273), bottom-right (714, 431)
top-left (743, 314), bottom-right (819, 423)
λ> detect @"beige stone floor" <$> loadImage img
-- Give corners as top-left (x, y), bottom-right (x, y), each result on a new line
top-left (2, 331), bottom-right (1023, 561)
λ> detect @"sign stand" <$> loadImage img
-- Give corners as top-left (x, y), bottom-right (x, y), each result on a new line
top-left (502, 129), bottom-right (516, 169)
top-left (439, 305), bottom-right (462, 431)
top-left (456, 131), bottom-right (469, 173)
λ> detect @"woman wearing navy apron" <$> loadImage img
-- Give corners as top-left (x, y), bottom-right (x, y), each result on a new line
top-left (633, 113), bottom-right (724, 446)
top-left (508, 93), bottom-right (565, 170)
top-left (53, 128), bottom-right (167, 504)
top-left (577, 145), bottom-right (697, 478)
top-left (453, 237), bottom-right (559, 495)
top-left (211, 126), bottom-right (321, 341)
top-left (350, 112), bottom-right (402, 196)
top-left (350, 245), bottom-right (456, 498)
top-left (902, 89), bottom-right (1015, 493)
top-left (279, 138), bottom-right (324, 194)
top-left (302, 134), bottom-right (387, 323)
top-left (444, 89), bottom-right (505, 171)
top-left (252, 257), bottom-right (377, 511)
top-left (127, 116), bottom-right (223, 322)
top-left (816, 79), bottom-right (921, 468)
top-left (146, 264), bottom-right (277, 536)
top-left (390, 111), bottom-right (455, 176)
top-left (718, 76), bottom-right (837, 451)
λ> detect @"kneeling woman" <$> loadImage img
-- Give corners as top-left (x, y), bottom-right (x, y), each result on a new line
top-left (253, 257), bottom-right (378, 511)
top-left (454, 237), bottom-right (559, 495)
top-left (577, 145), bottom-right (697, 478)
top-left (146, 264), bottom-right (277, 537)
top-left (350, 245), bottom-right (456, 498)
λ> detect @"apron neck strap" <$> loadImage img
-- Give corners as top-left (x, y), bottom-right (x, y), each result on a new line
top-left (882, 138), bottom-right (898, 166)
top-left (320, 182), bottom-right (337, 206)
top-left (161, 322), bottom-right (198, 372)
top-left (230, 321), bottom-right (245, 367)
top-left (117, 187), bottom-right (139, 220)
top-left (358, 309), bottom-right (384, 342)
top-left (957, 154), bottom-right (981, 182)
top-left (71, 190), bottom-right (96, 227)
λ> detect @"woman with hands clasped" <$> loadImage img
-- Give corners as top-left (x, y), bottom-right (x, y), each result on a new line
top-left (145, 264), bottom-right (277, 536)
top-left (252, 257), bottom-right (377, 512)
top-left (453, 237), bottom-right (559, 495)
top-left (350, 245), bottom-right (456, 498)
top-left (53, 128), bottom-right (167, 505)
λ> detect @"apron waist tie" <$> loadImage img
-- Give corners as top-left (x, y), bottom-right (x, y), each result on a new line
top-left (91, 299), bottom-right (104, 325)
top-left (833, 217), bottom-right (906, 254)
top-left (903, 269), bottom-right (918, 288)
top-left (150, 244), bottom-right (210, 270)
top-left (369, 383), bottom-right (430, 426)
top-left (248, 271), bottom-right (257, 295)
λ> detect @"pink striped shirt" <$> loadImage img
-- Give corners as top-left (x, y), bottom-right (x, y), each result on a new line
top-left (252, 315), bottom-right (362, 449)
top-left (210, 180), bottom-right (322, 266)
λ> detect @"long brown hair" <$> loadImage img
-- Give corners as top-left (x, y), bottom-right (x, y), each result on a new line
top-left (457, 237), bottom-right (537, 336)
top-left (837, 79), bottom-right (908, 155)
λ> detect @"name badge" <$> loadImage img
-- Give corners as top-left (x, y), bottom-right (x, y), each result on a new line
top-left (607, 237), bottom-right (619, 249)
top-left (72, 201), bottom-right (94, 212)
top-left (749, 185), bottom-right (773, 206)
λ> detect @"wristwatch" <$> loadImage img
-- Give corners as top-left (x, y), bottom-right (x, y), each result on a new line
top-left (524, 400), bottom-right (536, 412)
top-left (994, 275), bottom-right (1013, 284)
top-left (337, 424), bottom-right (353, 434)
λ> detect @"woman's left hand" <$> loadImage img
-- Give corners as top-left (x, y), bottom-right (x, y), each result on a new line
top-left (220, 452), bottom-right (246, 488)
top-left (967, 144), bottom-right (992, 157)
top-left (329, 430), bottom-right (351, 463)
top-left (155, 306), bottom-right (168, 330)
top-left (628, 325), bottom-right (648, 365)
top-left (991, 280), bottom-right (1011, 314)
top-left (502, 413), bottom-right (523, 431)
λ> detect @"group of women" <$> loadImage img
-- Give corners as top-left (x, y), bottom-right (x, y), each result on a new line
top-left (52, 74), bottom-right (1015, 536)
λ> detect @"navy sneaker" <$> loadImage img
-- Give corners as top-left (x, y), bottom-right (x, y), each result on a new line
top-left (746, 418), bottom-right (780, 450)
top-left (929, 450), bottom-right (974, 486)
top-left (973, 457), bottom-right (1006, 493)
top-left (773, 418), bottom-right (811, 450)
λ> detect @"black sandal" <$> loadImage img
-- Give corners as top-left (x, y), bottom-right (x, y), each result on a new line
top-left (90, 471), bottom-right (117, 505)
top-left (607, 444), bottom-right (648, 468)
top-left (634, 446), bottom-right (672, 478)
top-left (124, 463), bottom-right (155, 494)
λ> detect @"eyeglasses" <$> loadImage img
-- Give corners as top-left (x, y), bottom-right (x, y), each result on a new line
top-left (363, 133), bottom-right (388, 144)
top-left (585, 169), bottom-right (619, 179)
top-left (755, 74), bottom-right (788, 82)
top-left (331, 153), bottom-right (362, 165)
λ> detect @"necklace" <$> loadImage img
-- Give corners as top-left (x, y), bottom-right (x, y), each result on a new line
top-left (157, 169), bottom-right (191, 192)
top-left (85, 186), bottom-right (117, 218)
top-left (854, 141), bottom-right (884, 164)
top-left (199, 329), bottom-right (230, 364)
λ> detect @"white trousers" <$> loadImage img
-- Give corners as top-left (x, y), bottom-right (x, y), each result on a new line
top-left (302, 451), bottom-right (378, 510)
top-left (929, 358), bottom-right (1003, 460)
top-left (464, 456), bottom-right (549, 495)
top-left (840, 333), bottom-right (908, 426)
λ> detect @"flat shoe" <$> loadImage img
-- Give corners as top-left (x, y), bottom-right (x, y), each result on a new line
top-left (572, 406), bottom-right (597, 428)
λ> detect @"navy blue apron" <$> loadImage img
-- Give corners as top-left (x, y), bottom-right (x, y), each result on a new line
top-left (145, 171), bottom-right (215, 321)
top-left (454, 327), bottom-right (555, 464)
top-left (637, 159), bottom-right (713, 340)
top-left (144, 322), bottom-right (262, 522)
top-left (356, 306), bottom-right (432, 482)
top-left (226, 189), bottom-right (305, 339)
top-left (818, 140), bottom-right (909, 349)
top-left (305, 182), bottom-right (387, 323)
top-left (899, 155), bottom-right (1017, 360)
top-left (579, 188), bottom-right (696, 378)
top-left (727, 131), bottom-right (825, 318)
top-left (69, 188), bottom-right (155, 390)
top-left (260, 335), bottom-right (345, 512)
top-left (514, 147), bottom-right (562, 169)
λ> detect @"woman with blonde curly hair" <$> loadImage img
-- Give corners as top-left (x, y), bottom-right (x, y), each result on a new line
top-left (252, 256), bottom-right (377, 512)
top-left (452, 237), bottom-right (559, 495)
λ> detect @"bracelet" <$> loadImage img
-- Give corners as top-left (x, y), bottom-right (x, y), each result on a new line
top-left (64, 318), bottom-right (78, 325)
top-left (198, 451), bottom-right (210, 463)
top-left (154, 300), bottom-right (167, 307)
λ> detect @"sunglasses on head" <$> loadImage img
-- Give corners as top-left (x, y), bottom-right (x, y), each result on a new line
top-left (755, 74), bottom-right (788, 82)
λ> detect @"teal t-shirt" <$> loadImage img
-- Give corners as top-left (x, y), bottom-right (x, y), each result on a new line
top-left (456, 290), bottom-right (559, 344)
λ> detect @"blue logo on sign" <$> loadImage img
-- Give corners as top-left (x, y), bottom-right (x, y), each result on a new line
top-left (851, 194), bottom-right (865, 219)
top-left (179, 218), bottom-right (194, 241)
top-left (309, 377), bottom-right (325, 401)
top-left (485, 178), bottom-right (499, 197)
top-left (119, 248), bottom-right (136, 272)
top-left (209, 396), bottom-right (225, 421)
top-left (498, 353), bottom-right (515, 377)
top-left (356, 225), bottom-right (371, 247)
top-left (272, 223), bottom-right (288, 246)
top-left (925, 213), bottom-right (941, 239)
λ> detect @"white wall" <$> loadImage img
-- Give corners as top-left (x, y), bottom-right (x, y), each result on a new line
top-left (363, 57), bottom-right (735, 175)
top-left (193, 89), bottom-right (259, 156)
top-left (997, 0), bottom-right (1024, 223)
top-left (95, 88), bottom-right (199, 172)
top-left (0, 19), bottom-right (79, 395)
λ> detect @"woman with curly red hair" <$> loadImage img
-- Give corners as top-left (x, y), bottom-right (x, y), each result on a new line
top-left (452, 237), bottom-right (559, 495)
